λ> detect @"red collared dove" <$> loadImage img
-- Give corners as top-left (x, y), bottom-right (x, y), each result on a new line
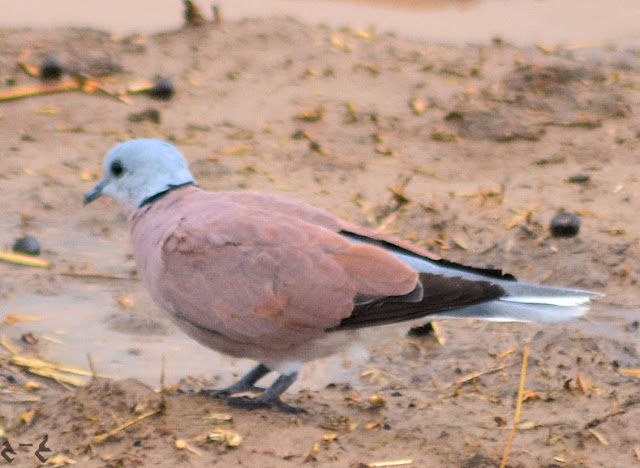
top-left (85, 139), bottom-right (599, 412)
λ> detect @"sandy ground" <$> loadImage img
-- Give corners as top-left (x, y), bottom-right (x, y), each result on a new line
top-left (0, 15), bottom-right (639, 467)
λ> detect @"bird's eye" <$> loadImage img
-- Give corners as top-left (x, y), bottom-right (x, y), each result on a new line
top-left (110, 160), bottom-right (124, 177)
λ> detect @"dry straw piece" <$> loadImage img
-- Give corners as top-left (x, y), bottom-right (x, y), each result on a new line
top-left (499, 340), bottom-right (530, 468)
top-left (0, 250), bottom-right (50, 268)
top-left (0, 354), bottom-right (93, 387)
top-left (92, 409), bottom-right (160, 444)
top-left (367, 459), bottom-right (413, 467)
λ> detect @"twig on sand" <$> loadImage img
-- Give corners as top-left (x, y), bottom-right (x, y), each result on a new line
top-left (0, 390), bottom-right (41, 403)
top-left (7, 354), bottom-right (93, 377)
top-left (619, 368), bottom-right (640, 378)
top-left (17, 48), bottom-right (39, 77)
top-left (160, 354), bottom-right (166, 392)
top-left (60, 270), bottom-right (138, 280)
top-left (0, 353), bottom-right (96, 387)
top-left (0, 250), bottom-right (51, 268)
top-left (587, 428), bottom-right (609, 446)
top-left (499, 340), bottom-right (530, 468)
top-left (87, 352), bottom-right (97, 380)
top-left (367, 459), bottom-right (413, 467)
top-left (2, 53), bottom-right (132, 104)
top-left (584, 394), bottom-right (640, 429)
top-left (159, 354), bottom-right (167, 410)
top-left (0, 80), bottom-right (81, 102)
top-left (431, 321), bottom-right (446, 346)
top-left (92, 409), bottom-right (160, 444)
top-left (446, 364), bottom-right (512, 391)
top-left (0, 338), bottom-right (19, 355)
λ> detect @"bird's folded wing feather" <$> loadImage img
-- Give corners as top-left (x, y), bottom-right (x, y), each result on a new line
top-left (132, 188), bottom-right (420, 349)
top-left (132, 187), bottom-right (505, 347)
top-left (330, 272), bottom-right (505, 331)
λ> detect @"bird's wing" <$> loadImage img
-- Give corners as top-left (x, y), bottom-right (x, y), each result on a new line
top-left (327, 222), bottom-right (508, 331)
top-left (133, 187), bottom-right (507, 344)
top-left (138, 190), bottom-right (419, 350)
top-left (330, 272), bottom-right (505, 331)
top-left (338, 223), bottom-right (516, 281)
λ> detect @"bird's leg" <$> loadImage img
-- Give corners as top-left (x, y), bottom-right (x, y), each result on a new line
top-left (224, 371), bottom-right (305, 414)
top-left (200, 363), bottom-right (270, 396)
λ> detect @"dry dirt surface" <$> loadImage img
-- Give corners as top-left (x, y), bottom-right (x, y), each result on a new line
top-left (1, 16), bottom-right (639, 468)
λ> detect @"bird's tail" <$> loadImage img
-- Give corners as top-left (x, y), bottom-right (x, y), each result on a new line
top-left (345, 234), bottom-right (601, 323)
top-left (435, 281), bottom-right (600, 322)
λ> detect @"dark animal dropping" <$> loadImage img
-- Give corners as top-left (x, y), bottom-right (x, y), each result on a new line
top-left (40, 56), bottom-right (63, 80)
top-left (407, 322), bottom-right (435, 337)
top-left (12, 235), bottom-right (41, 256)
top-left (550, 212), bottom-right (580, 238)
top-left (149, 78), bottom-right (175, 100)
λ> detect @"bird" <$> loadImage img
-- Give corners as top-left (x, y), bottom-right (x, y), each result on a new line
top-left (84, 138), bottom-right (599, 413)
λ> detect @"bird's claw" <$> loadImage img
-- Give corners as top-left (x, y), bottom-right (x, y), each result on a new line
top-left (199, 385), bottom-right (265, 396)
top-left (223, 396), bottom-right (307, 414)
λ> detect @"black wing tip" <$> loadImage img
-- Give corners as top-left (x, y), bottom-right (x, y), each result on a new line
top-left (436, 258), bottom-right (517, 282)
top-left (329, 273), bottom-right (506, 332)
top-left (340, 230), bottom-right (517, 282)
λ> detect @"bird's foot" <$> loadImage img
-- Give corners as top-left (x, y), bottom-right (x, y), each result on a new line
top-left (199, 363), bottom-right (270, 397)
top-left (200, 365), bottom-right (304, 413)
top-left (199, 383), bottom-right (265, 396)
top-left (223, 395), bottom-right (307, 414)
top-left (220, 370), bottom-right (304, 413)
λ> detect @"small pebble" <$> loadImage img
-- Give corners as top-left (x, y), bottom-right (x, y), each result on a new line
top-left (40, 56), bottom-right (64, 80)
top-left (550, 212), bottom-right (580, 238)
top-left (148, 77), bottom-right (175, 100)
top-left (12, 235), bottom-right (41, 256)
top-left (21, 333), bottom-right (38, 345)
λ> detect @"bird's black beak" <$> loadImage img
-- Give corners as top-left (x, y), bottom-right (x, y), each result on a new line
top-left (84, 180), bottom-right (106, 205)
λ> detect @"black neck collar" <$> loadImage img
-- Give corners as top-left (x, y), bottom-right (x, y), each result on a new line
top-left (139, 182), bottom-right (195, 207)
